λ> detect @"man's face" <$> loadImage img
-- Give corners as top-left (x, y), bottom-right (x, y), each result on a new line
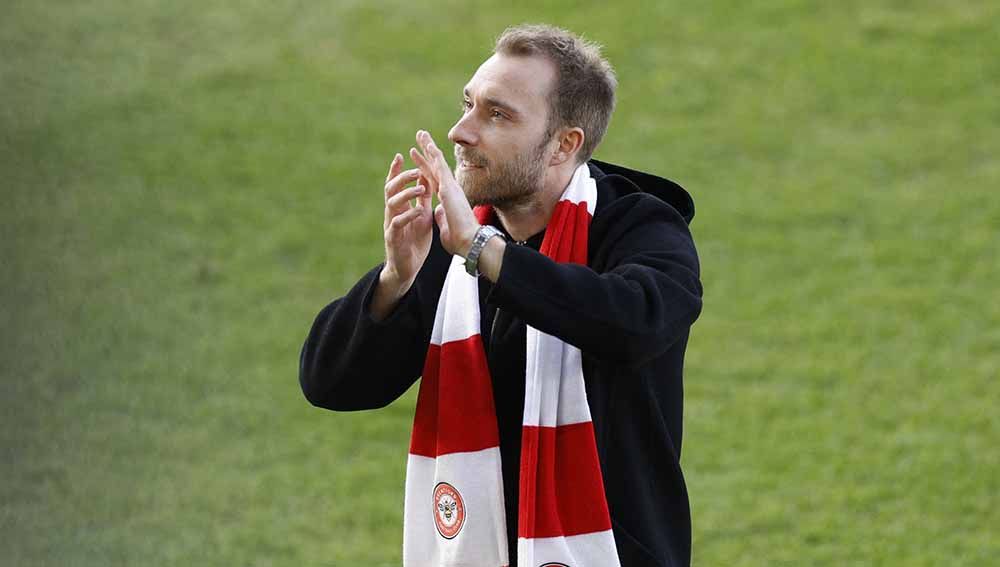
top-left (448, 54), bottom-right (557, 208)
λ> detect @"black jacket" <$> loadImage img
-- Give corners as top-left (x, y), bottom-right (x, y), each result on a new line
top-left (300, 160), bottom-right (703, 567)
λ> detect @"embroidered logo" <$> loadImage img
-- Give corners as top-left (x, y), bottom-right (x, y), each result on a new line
top-left (432, 482), bottom-right (466, 539)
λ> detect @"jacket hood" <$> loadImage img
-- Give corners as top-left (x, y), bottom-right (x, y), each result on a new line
top-left (589, 159), bottom-right (695, 224)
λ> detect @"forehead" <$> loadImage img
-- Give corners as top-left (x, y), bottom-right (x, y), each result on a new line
top-left (465, 53), bottom-right (555, 114)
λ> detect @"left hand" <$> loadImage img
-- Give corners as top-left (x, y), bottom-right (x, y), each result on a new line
top-left (409, 130), bottom-right (479, 257)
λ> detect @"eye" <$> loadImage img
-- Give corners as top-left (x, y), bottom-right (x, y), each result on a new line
top-left (490, 109), bottom-right (504, 120)
top-left (461, 99), bottom-right (473, 112)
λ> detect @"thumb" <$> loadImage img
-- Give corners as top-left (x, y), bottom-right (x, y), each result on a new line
top-left (434, 203), bottom-right (448, 226)
top-left (419, 177), bottom-right (433, 210)
top-left (434, 204), bottom-right (451, 244)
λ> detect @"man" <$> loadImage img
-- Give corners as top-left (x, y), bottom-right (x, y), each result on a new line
top-left (300, 24), bottom-right (702, 567)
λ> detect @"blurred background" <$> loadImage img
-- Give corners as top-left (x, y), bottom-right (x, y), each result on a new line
top-left (2, 1), bottom-right (997, 565)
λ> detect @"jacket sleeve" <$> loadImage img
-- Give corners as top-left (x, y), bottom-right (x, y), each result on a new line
top-left (485, 193), bottom-right (702, 367)
top-left (298, 237), bottom-right (450, 411)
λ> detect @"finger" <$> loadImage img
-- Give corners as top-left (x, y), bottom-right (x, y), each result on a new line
top-left (385, 153), bottom-right (403, 183)
top-left (411, 145), bottom-right (454, 205)
top-left (386, 206), bottom-right (425, 240)
top-left (409, 146), bottom-right (436, 184)
top-left (417, 130), bottom-right (452, 177)
top-left (386, 184), bottom-right (426, 213)
top-left (418, 175), bottom-right (433, 210)
top-left (432, 168), bottom-right (461, 206)
top-left (384, 168), bottom-right (422, 201)
top-left (433, 203), bottom-right (450, 239)
top-left (415, 133), bottom-right (460, 203)
top-left (414, 131), bottom-right (442, 170)
top-left (434, 202), bottom-right (452, 227)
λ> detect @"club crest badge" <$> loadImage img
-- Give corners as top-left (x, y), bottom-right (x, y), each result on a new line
top-left (432, 482), bottom-right (466, 539)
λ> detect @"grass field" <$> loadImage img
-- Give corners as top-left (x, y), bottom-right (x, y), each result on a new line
top-left (3, 1), bottom-right (998, 565)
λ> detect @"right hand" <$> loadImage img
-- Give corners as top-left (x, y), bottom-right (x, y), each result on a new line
top-left (379, 153), bottom-right (434, 300)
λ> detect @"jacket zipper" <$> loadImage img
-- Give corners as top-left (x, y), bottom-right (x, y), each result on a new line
top-left (488, 238), bottom-right (526, 352)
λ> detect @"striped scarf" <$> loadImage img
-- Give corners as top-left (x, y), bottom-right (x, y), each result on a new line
top-left (403, 163), bottom-right (620, 567)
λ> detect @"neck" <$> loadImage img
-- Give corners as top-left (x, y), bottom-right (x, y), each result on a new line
top-left (494, 161), bottom-right (579, 242)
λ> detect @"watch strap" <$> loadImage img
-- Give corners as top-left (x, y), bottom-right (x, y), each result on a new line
top-left (464, 225), bottom-right (504, 276)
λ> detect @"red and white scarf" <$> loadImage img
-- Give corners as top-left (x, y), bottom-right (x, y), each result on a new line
top-left (403, 163), bottom-right (621, 567)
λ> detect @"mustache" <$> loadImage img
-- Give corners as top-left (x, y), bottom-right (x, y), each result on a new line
top-left (454, 146), bottom-right (488, 167)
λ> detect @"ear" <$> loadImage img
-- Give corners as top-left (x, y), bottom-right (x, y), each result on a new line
top-left (549, 127), bottom-right (585, 166)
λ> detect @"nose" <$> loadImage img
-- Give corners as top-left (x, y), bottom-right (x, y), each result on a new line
top-left (448, 111), bottom-right (479, 147)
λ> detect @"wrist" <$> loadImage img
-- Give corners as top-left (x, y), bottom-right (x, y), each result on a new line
top-left (371, 266), bottom-right (412, 322)
top-left (378, 266), bottom-right (412, 301)
top-left (459, 225), bottom-right (480, 259)
top-left (477, 235), bottom-right (506, 282)
top-left (464, 225), bottom-right (505, 276)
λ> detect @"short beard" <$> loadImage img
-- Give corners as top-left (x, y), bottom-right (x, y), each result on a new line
top-left (454, 135), bottom-right (551, 209)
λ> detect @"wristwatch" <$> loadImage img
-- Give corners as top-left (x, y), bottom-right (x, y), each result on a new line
top-left (465, 225), bottom-right (505, 276)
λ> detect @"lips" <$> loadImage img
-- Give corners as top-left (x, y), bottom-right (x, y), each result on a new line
top-left (455, 149), bottom-right (487, 169)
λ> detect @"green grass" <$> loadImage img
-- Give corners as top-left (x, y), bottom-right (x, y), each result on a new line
top-left (3, 1), bottom-right (998, 565)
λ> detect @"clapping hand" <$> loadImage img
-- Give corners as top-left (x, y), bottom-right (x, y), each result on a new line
top-left (378, 152), bottom-right (434, 301)
top-left (409, 130), bottom-right (479, 258)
